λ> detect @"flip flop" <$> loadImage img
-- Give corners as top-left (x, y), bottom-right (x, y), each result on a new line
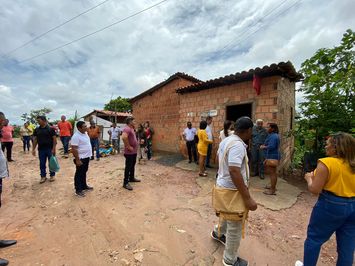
top-left (263, 189), bottom-right (276, 195)
top-left (199, 173), bottom-right (208, 177)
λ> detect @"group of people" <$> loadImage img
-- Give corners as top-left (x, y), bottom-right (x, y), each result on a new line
top-left (182, 117), bottom-right (281, 195)
top-left (1, 109), bottom-right (354, 266)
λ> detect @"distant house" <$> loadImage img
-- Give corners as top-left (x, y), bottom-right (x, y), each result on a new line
top-left (81, 110), bottom-right (131, 141)
top-left (130, 62), bottom-right (302, 173)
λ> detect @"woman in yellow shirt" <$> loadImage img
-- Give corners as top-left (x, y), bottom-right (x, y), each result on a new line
top-left (299, 132), bottom-right (355, 266)
top-left (197, 120), bottom-right (213, 177)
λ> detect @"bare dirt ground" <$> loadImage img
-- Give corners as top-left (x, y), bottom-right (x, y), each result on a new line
top-left (0, 139), bottom-right (337, 266)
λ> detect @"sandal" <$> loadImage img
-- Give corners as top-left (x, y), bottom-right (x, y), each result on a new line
top-left (263, 189), bottom-right (276, 195)
top-left (264, 185), bottom-right (277, 191)
top-left (199, 173), bottom-right (208, 177)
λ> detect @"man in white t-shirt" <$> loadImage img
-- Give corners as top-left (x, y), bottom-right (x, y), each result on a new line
top-left (210, 117), bottom-right (257, 266)
top-left (205, 116), bottom-right (213, 168)
top-left (108, 123), bottom-right (122, 154)
top-left (71, 121), bottom-right (93, 197)
top-left (182, 121), bottom-right (198, 163)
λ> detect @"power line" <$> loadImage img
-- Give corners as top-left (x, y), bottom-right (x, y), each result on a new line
top-left (221, 0), bottom-right (303, 56)
top-left (1, 0), bottom-right (112, 58)
top-left (19, 0), bottom-right (170, 64)
top-left (219, 0), bottom-right (291, 53)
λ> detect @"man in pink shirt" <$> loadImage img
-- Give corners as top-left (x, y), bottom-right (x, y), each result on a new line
top-left (121, 117), bottom-right (140, 191)
top-left (0, 119), bottom-right (14, 162)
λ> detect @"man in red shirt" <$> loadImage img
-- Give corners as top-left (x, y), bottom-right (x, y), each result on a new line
top-left (57, 115), bottom-right (72, 158)
top-left (0, 119), bottom-right (14, 162)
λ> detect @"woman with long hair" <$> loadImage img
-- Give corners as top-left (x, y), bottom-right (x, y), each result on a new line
top-left (260, 123), bottom-right (280, 195)
top-left (297, 132), bottom-right (355, 266)
top-left (197, 120), bottom-right (213, 177)
top-left (219, 120), bottom-right (234, 141)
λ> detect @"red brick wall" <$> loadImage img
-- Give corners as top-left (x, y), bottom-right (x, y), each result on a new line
top-left (277, 78), bottom-right (295, 174)
top-left (178, 76), bottom-right (295, 173)
top-left (178, 77), bottom-right (279, 162)
top-left (132, 75), bottom-right (296, 174)
top-left (131, 78), bottom-right (196, 152)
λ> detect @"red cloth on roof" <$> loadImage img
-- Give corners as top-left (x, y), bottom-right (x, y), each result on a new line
top-left (253, 74), bottom-right (261, 95)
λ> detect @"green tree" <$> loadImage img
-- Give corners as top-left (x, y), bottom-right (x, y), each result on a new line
top-left (104, 96), bottom-right (131, 112)
top-left (299, 29), bottom-right (355, 150)
top-left (67, 110), bottom-right (79, 128)
top-left (21, 107), bottom-right (52, 124)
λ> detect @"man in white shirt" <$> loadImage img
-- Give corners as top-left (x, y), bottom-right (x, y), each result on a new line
top-left (108, 123), bottom-right (122, 154)
top-left (71, 121), bottom-right (93, 197)
top-left (205, 116), bottom-right (213, 168)
top-left (210, 117), bottom-right (257, 266)
top-left (182, 121), bottom-right (197, 163)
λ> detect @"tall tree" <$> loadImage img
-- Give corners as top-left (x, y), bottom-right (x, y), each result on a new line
top-left (104, 96), bottom-right (131, 112)
top-left (21, 107), bottom-right (52, 124)
top-left (299, 29), bottom-right (355, 145)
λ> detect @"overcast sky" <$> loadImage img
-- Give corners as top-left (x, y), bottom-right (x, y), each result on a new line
top-left (0, 0), bottom-right (354, 124)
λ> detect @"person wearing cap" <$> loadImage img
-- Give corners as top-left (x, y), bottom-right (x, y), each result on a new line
top-left (251, 119), bottom-right (267, 178)
top-left (210, 116), bottom-right (257, 266)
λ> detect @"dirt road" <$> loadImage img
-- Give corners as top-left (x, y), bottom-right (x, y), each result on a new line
top-left (0, 140), bottom-right (336, 265)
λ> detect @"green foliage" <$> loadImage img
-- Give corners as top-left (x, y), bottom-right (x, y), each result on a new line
top-left (21, 107), bottom-right (52, 125)
top-left (67, 110), bottom-right (79, 128)
top-left (13, 126), bottom-right (21, 138)
top-left (299, 29), bottom-right (355, 142)
top-left (104, 96), bottom-right (131, 112)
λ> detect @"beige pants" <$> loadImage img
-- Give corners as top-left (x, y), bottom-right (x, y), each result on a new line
top-left (214, 220), bottom-right (242, 264)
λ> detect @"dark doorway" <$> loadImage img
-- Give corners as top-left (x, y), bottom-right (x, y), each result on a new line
top-left (226, 103), bottom-right (252, 122)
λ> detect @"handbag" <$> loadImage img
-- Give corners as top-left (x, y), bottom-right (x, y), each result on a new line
top-left (212, 185), bottom-right (246, 221)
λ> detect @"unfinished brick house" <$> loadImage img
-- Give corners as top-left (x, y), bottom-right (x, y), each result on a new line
top-left (131, 61), bottom-right (302, 173)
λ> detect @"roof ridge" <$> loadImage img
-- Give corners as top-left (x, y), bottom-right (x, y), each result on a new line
top-left (176, 61), bottom-right (302, 94)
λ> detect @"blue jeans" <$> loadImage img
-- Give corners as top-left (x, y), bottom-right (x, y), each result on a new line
top-left (38, 149), bottom-right (55, 177)
top-left (60, 136), bottom-right (71, 154)
top-left (23, 136), bottom-right (31, 151)
top-left (205, 144), bottom-right (212, 166)
top-left (304, 191), bottom-right (355, 266)
top-left (90, 138), bottom-right (100, 159)
top-left (251, 145), bottom-right (264, 177)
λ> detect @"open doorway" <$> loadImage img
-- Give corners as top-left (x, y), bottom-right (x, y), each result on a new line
top-left (226, 103), bottom-right (252, 122)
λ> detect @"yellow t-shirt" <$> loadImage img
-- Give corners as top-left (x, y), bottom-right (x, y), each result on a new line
top-left (319, 157), bottom-right (355, 197)
top-left (197, 129), bottom-right (213, 156)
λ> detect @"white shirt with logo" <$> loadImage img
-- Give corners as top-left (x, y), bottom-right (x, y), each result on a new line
top-left (71, 131), bottom-right (93, 159)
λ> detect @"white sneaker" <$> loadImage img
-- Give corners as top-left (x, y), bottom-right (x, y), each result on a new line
top-left (295, 260), bottom-right (304, 266)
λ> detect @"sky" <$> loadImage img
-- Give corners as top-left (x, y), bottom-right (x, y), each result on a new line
top-left (0, 0), bottom-right (354, 124)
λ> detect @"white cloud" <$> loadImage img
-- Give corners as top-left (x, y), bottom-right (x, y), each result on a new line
top-left (0, 0), bottom-right (354, 124)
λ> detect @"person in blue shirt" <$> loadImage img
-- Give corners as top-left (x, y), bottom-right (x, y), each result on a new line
top-left (260, 123), bottom-right (280, 195)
